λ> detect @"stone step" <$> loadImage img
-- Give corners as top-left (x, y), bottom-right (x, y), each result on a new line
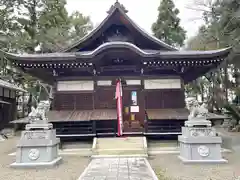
top-left (97, 142), bottom-right (144, 146)
top-left (97, 144), bottom-right (144, 149)
top-left (97, 137), bottom-right (144, 142)
top-left (96, 137), bottom-right (144, 149)
top-left (97, 137), bottom-right (143, 142)
top-left (95, 149), bottom-right (146, 155)
top-left (94, 136), bottom-right (147, 156)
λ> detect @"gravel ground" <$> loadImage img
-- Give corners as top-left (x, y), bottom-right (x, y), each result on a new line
top-left (0, 136), bottom-right (90, 180)
top-left (148, 129), bottom-right (240, 180)
top-left (148, 140), bottom-right (178, 148)
top-left (149, 152), bottom-right (240, 180)
top-left (1, 133), bottom-right (240, 180)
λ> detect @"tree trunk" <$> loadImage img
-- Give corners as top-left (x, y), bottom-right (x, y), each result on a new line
top-left (224, 60), bottom-right (229, 103)
top-left (200, 84), bottom-right (204, 103)
top-left (212, 73), bottom-right (215, 111)
top-left (27, 93), bottom-right (33, 114)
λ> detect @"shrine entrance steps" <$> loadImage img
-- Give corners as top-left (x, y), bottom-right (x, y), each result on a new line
top-left (92, 136), bottom-right (148, 157)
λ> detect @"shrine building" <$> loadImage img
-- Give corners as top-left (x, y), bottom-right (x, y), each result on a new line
top-left (0, 79), bottom-right (26, 131)
top-left (6, 2), bottom-right (231, 137)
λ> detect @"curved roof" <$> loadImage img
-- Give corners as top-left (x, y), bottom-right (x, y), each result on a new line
top-left (2, 42), bottom-right (231, 84)
top-left (61, 1), bottom-right (177, 52)
top-left (2, 42), bottom-right (231, 61)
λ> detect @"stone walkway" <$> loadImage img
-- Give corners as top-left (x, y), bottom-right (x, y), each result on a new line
top-left (78, 157), bottom-right (158, 180)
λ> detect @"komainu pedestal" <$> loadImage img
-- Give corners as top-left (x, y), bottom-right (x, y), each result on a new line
top-left (11, 100), bottom-right (62, 168)
top-left (178, 118), bottom-right (227, 164)
top-left (11, 123), bottom-right (62, 168)
top-left (178, 98), bottom-right (227, 163)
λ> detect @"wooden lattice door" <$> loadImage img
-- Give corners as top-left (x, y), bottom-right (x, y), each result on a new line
top-left (122, 85), bottom-right (144, 132)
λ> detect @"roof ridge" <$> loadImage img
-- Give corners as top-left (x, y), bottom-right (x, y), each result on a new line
top-left (107, 1), bottom-right (128, 14)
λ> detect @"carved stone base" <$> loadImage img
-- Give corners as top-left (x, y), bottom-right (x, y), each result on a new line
top-left (185, 118), bottom-right (211, 127)
top-left (178, 156), bottom-right (227, 164)
top-left (11, 129), bottom-right (61, 168)
top-left (25, 123), bottom-right (53, 130)
top-left (178, 126), bottom-right (227, 164)
top-left (10, 157), bottom-right (62, 168)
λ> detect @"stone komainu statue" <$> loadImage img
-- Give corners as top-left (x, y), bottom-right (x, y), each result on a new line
top-left (186, 97), bottom-right (208, 120)
top-left (28, 100), bottom-right (51, 124)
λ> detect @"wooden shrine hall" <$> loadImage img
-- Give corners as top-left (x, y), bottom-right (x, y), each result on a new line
top-left (6, 2), bottom-right (231, 137)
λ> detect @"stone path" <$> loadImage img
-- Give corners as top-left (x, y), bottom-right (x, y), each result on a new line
top-left (78, 157), bottom-right (157, 180)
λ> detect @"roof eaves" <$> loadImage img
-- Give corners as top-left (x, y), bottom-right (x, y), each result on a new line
top-left (0, 79), bottom-right (27, 92)
top-left (159, 47), bottom-right (232, 59)
top-left (3, 42), bottom-right (160, 61)
top-left (2, 45), bottom-right (231, 63)
top-left (1, 50), bottom-right (77, 61)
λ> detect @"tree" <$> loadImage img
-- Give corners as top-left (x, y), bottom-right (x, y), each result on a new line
top-left (0, 0), bottom-right (93, 53)
top-left (69, 11), bottom-right (93, 43)
top-left (152, 0), bottom-right (186, 47)
top-left (187, 26), bottom-right (221, 50)
top-left (38, 0), bottom-right (71, 52)
top-left (0, 0), bottom-right (20, 52)
top-left (0, 0), bottom-right (93, 116)
top-left (188, 0), bottom-right (240, 110)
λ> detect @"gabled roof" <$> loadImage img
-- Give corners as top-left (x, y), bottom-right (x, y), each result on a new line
top-left (61, 1), bottom-right (177, 52)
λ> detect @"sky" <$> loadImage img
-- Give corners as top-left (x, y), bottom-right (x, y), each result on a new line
top-left (66, 0), bottom-right (205, 40)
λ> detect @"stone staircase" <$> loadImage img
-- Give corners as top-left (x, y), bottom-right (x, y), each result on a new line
top-left (92, 136), bottom-right (147, 156)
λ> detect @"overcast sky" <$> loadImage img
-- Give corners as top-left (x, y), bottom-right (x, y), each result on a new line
top-left (66, 0), bottom-right (205, 40)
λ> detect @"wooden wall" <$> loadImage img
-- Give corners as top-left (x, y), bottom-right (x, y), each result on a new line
top-left (53, 87), bottom-right (116, 110)
top-left (53, 92), bottom-right (94, 110)
top-left (144, 89), bottom-right (185, 109)
top-left (0, 92), bottom-right (17, 130)
top-left (94, 86), bottom-right (116, 109)
top-left (53, 77), bottom-right (186, 111)
top-left (53, 88), bottom-right (186, 110)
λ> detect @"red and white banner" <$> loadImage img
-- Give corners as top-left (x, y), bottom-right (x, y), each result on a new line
top-left (115, 79), bottom-right (123, 136)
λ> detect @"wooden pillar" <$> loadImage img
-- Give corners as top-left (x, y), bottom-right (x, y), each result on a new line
top-left (93, 73), bottom-right (97, 110)
top-left (52, 81), bottom-right (58, 110)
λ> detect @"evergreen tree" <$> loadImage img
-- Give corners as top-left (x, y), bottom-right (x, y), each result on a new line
top-left (185, 0), bottom-right (240, 112)
top-left (69, 11), bottom-right (93, 43)
top-left (38, 0), bottom-right (71, 52)
top-left (0, 0), bottom-right (93, 114)
top-left (152, 0), bottom-right (186, 47)
top-left (0, 0), bottom-right (93, 53)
